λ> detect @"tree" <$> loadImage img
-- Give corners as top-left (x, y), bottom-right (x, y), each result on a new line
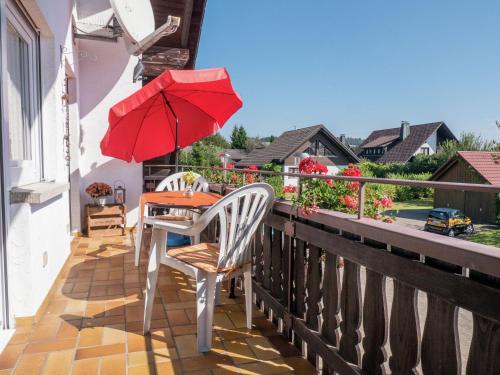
top-left (203, 133), bottom-right (230, 149)
top-left (230, 125), bottom-right (248, 149)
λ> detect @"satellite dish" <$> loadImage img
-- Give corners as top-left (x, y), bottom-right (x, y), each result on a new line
top-left (110, 0), bottom-right (180, 56)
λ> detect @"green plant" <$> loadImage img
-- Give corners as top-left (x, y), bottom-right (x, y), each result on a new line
top-left (262, 163), bottom-right (284, 198)
top-left (230, 125), bottom-right (248, 149)
top-left (386, 172), bottom-right (433, 201)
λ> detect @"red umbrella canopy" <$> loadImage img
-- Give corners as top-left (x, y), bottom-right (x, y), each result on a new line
top-left (100, 68), bottom-right (242, 163)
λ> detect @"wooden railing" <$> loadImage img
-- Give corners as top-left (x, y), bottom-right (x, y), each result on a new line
top-left (250, 201), bottom-right (500, 375)
top-left (145, 164), bottom-right (500, 374)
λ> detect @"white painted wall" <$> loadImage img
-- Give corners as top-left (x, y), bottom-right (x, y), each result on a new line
top-left (413, 132), bottom-right (438, 156)
top-left (2, 0), bottom-right (144, 321)
top-left (2, 0), bottom-right (75, 318)
top-left (77, 38), bottom-right (142, 225)
top-left (283, 165), bottom-right (344, 187)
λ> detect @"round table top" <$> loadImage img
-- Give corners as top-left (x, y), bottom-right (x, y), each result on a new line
top-left (140, 191), bottom-right (222, 212)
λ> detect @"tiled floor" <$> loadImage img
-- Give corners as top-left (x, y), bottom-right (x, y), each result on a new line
top-left (0, 233), bottom-right (317, 374)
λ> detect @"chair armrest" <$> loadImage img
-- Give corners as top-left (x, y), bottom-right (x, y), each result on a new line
top-left (146, 217), bottom-right (201, 237)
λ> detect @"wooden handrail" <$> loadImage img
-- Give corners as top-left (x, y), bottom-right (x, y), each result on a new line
top-left (143, 164), bottom-right (500, 194)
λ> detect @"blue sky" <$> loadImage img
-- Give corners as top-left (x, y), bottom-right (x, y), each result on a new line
top-left (196, 0), bottom-right (500, 141)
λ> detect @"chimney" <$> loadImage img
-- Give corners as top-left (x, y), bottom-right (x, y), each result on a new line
top-left (400, 121), bottom-right (410, 140)
top-left (339, 134), bottom-right (347, 145)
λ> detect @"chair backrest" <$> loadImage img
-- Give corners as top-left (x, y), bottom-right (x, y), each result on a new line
top-left (196, 183), bottom-right (275, 270)
top-left (156, 172), bottom-right (209, 192)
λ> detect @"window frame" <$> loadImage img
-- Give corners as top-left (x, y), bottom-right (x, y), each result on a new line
top-left (4, 1), bottom-right (42, 187)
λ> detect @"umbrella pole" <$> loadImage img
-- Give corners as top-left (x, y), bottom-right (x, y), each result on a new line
top-left (160, 92), bottom-right (180, 172)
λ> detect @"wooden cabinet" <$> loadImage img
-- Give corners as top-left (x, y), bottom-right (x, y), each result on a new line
top-left (85, 204), bottom-right (126, 237)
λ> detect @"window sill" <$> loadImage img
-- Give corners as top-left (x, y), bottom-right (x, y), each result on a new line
top-left (10, 181), bottom-right (69, 204)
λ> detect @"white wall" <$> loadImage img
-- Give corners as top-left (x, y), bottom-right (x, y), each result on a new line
top-left (414, 132), bottom-right (438, 156)
top-left (3, 0), bottom-right (74, 319)
top-left (77, 38), bottom-right (142, 225)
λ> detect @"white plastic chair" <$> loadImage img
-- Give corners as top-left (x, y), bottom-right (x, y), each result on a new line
top-left (135, 172), bottom-right (209, 267)
top-left (143, 183), bottom-right (275, 352)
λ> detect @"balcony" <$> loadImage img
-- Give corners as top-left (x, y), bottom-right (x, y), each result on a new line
top-left (1, 167), bottom-right (499, 374)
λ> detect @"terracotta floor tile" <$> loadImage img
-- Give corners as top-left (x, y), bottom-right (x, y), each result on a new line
top-left (283, 356), bottom-right (317, 375)
top-left (78, 327), bottom-right (103, 347)
top-left (222, 338), bottom-right (256, 364)
top-left (127, 347), bottom-right (177, 367)
top-left (12, 353), bottom-right (46, 375)
top-left (180, 354), bottom-right (233, 372)
top-left (266, 336), bottom-right (301, 358)
top-left (100, 354), bottom-right (126, 375)
top-left (75, 343), bottom-right (125, 360)
top-left (226, 311), bottom-right (248, 329)
top-left (166, 310), bottom-right (190, 326)
top-left (102, 325), bottom-right (126, 345)
top-left (64, 300), bottom-right (87, 314)
top-left (31, 322), bottom-right (61, 342)
top-left (125, 306), bottom-right (143, 322)
top-left (171, 324), bottom-right (197, 336)
top-left (246, 337), bottom-right (281, 360)
top-left (24, 338), bottom-right (76, 354)
top-left (174, 334), bottom-right (200, 359)
top-left (71, 358), bottom-right (100, 375)
top-left (56, 320), bottom-right (80, 340)
top-left (214, 313), bottom-right (236, 330)
top-left (237, 358), bottom-right (294, 374)
top-left (45, 301), bottom-right (68, 315)
top-left (42, 349), bottom-right (74, 375)
top-left (84, 303), bottom-right (105, 318)
top-left (8, 333), bottom-right (31, 346)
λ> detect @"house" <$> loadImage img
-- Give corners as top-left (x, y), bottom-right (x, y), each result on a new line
top-left (357, 121), bottom-right (456, 163)
top-left (236, 125), bottom-right (359, 184)
top-left (0, 0), bottom-right (205, 340)
top-left (430, 151), bottom-right (500, 223)
top-left (222, 149), bottom-right (249, 164)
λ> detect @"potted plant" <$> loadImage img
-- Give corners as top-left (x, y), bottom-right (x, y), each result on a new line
top-left (85, 182), bottom-right (112, 206)
top-left (182, 171), bottom-right (197, 198)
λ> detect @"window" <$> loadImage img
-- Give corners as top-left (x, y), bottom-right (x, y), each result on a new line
top-left (421, 147), bottom-right (430, 155)
top-left (317, 141), bottom-right (337, 157)
top-left (5, 2), bottom-right (41, 185)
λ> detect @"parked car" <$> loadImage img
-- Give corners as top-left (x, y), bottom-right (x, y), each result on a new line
top-left (424, 208), bottom-right (474, 237)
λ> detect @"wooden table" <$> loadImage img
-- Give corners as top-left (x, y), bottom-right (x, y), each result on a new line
top-left (135, 191), bottom-right (222, 256)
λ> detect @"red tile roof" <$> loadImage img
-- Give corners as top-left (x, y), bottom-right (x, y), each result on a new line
top-left (457, 151), bottom-right (500, 185)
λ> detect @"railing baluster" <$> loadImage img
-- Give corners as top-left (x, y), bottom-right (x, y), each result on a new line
top-left (321, 252), bottom-right (340, 346)
top-left (389, 280), bottom-right (420, 374)
top-left (262, 225), bottom-right (272, 290)
top-left (339, 259), bottom-right (362, 366)
top-left (282, 234), bottom-right (292, 309)
top-left (421, 293), bottom-right (460, 375)
top-left (306, 244), bottom-right (322, 331)
top-left (306, 244), bottom-right (322, 364)
top-left (254, 224), bottom-right (263, 284)
top-left (271, 229), bottom-right (283, 300)
top-left (466, 314), bottom-right (500, 375)
top-left (362, 269), bottom-right (388, 375)
top-left (293, 239), bottom-right (306, 319)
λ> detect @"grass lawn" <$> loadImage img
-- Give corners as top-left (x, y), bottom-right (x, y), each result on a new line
top-left (390, 199), bottom-right (433, 211)
top-left (469, 229), bottom-right (500, 248)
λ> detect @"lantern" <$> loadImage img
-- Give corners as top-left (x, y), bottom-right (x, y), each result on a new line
top-left (114, 181), bottom-right (126, 204)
